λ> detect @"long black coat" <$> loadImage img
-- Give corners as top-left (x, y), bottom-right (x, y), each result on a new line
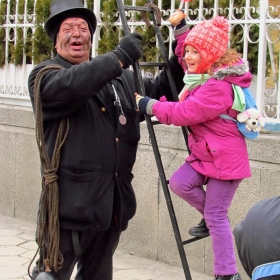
top-left (28, 52), bottom-right (184, 232)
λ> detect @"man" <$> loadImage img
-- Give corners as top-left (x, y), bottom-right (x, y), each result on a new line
top-left (28, 0), bottom-right (186, 279)
top-left (233, 196), bottom-right (280, 280)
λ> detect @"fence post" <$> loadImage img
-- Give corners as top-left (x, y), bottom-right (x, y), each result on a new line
top-left (256, 0), bottom-right (268, 112)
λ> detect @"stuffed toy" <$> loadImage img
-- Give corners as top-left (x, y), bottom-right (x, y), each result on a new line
top-left (237, 108), bottom-right (265, 132)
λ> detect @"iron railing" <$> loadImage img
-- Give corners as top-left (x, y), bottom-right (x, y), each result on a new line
top-left (0, 0), bottom-right (279, 129)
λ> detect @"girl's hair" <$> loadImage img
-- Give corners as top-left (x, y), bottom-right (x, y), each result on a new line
top-left (207, 49), bottom-right (241, 75)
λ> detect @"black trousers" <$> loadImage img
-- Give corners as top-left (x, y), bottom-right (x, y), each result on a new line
top-left (32, 219), bottom-right (121, 280)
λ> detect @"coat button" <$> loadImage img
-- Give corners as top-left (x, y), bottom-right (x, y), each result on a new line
top-left (101, 107), bottom-right (106, 112)
top-left (212, 149), bottom-right (216, 152)
top-left (116, 138), bottom-right (119, 142)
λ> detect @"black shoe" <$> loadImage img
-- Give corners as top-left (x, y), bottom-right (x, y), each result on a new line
top-left (188, 218), bottom-right (210, 238)
top-left (215, 273), bottom-right (242, 280)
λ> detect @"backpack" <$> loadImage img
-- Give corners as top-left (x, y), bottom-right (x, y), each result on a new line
top-left (220, 86), bottom-right (265, 140)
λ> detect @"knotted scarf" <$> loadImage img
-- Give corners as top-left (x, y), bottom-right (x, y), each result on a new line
top-left (178, 73), bottom-right (211, 102)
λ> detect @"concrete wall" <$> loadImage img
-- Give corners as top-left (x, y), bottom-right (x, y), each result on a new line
top-left (0, 104), bottom-right (280, 279)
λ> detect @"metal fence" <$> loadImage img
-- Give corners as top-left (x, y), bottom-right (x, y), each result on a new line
top-left (0, 0), bottom-right (279, 129)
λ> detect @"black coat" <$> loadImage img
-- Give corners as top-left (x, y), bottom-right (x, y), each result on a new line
top-left (28, 52), bottom-right (184, 232)
top-left (234, 196), bottom-right (280, 279)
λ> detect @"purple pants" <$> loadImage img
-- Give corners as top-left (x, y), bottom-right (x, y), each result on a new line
top-left (169, 162), bottom-right (241, 276)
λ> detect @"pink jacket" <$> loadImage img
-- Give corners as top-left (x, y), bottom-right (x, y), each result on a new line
top-left (152, 66), bottom-right (252, 180)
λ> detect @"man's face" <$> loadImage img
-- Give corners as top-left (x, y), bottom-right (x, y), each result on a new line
top-left (55, 17), bottom-right (92, 64)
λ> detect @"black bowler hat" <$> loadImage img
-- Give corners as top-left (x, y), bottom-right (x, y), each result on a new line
top-left (44, 0), bottom-right (97, 43)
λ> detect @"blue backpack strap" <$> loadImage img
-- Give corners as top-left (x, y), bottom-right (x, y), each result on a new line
top-left (219, 114), bottom-right (236, 122)
top-left (252, 261), bottom-right (280, 280)
top-left (242, 87), bottom-right (258, 110)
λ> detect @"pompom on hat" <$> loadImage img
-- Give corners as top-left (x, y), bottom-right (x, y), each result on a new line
top-left (44, 0), bottom-right (97, 43)
top-left (183, 16), bottom-right (230, 73)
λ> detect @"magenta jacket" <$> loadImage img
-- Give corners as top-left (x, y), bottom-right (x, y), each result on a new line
top-left (152, 63), bottom-right (252, 180)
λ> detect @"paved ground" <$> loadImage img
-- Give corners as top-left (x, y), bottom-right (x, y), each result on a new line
top-left (0, 215), bottom-right (213, 280)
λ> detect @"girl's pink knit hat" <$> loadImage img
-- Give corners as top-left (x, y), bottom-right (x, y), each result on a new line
top-left (183, 16), bottom-right (230, 73)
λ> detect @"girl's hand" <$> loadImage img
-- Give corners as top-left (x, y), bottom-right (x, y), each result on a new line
top-left (168, 10), bottom-right (186, 27)
top-left (135, 93), bottom-right (144, 109)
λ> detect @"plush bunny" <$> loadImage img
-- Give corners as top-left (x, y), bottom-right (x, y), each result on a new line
top-left (237, 108), bottom-right (265, 132)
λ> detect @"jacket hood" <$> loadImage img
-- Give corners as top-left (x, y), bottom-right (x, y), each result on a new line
top-left (212, 59), bottom-right (252, 88)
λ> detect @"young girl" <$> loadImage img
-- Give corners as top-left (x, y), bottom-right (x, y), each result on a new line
top-left (136, 16), bottom-right (251, 280)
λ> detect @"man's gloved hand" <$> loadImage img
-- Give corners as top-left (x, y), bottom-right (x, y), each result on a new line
top-left (113, 33), bottom-right (143, 68)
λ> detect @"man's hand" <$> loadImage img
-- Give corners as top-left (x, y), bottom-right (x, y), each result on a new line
top-left (113, 33), bottom-right (143, 68)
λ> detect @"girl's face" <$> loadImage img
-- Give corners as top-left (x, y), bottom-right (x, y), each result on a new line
top-left (184, 45), bottom-right (202, 73)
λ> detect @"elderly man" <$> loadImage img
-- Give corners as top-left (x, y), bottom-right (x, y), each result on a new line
top-left (28, 0), bottom-right (186, 279)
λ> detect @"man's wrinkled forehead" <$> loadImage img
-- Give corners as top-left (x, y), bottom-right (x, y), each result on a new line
top-left (54, 15), bottom-right (93, 44)
top-left (59, 17), bottom-right (89, 29)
